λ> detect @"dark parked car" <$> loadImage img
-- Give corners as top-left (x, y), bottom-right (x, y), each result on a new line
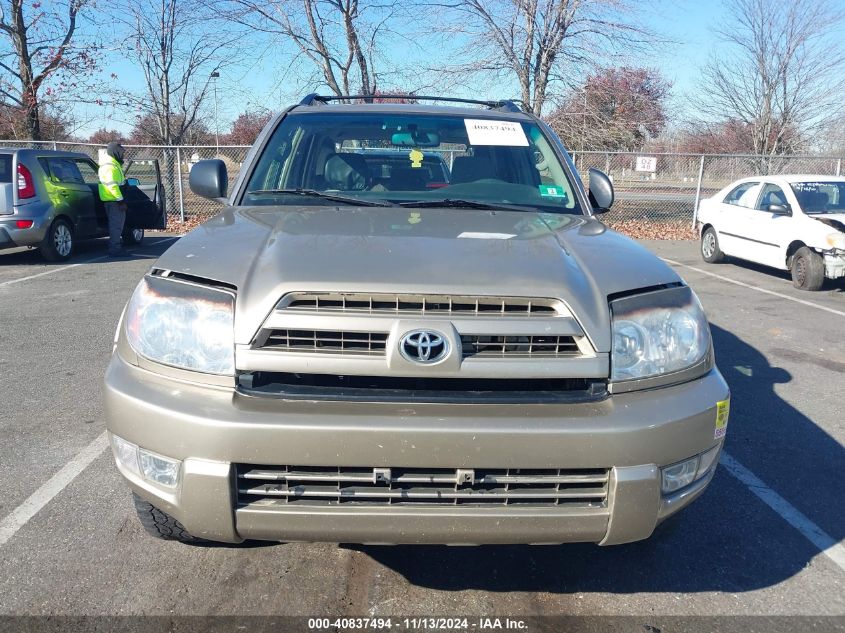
top-left (0, 148), bottom-right (166, 261)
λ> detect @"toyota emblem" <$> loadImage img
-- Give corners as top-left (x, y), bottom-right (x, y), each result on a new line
top-left (399, 329), bottom-right (449, 364)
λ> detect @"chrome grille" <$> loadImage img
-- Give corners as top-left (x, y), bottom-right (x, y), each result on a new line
top-left (461, 335), bottom-right (580, 358)
top-left (279, 293), bottom-right (561, 316)
top-left (236, 465), bottom-right (609, 507)
top-left (259, 329), bottom-right (388, 355)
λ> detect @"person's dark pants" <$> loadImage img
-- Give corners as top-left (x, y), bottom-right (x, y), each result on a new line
top-left (105, 201), bottom-right (127, 254)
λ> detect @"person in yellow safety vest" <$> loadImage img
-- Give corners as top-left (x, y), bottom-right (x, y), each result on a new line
top-left (98, 142), bottom-right (129, 257)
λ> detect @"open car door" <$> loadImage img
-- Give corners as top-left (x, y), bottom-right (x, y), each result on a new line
top-left (123, 159), bottom-right (166, 230)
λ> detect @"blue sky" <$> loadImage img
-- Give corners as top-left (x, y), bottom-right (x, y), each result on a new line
top-left (647, 1), bottom-right (735, 121)
top-left (69, 0), bottom-right (819, 138)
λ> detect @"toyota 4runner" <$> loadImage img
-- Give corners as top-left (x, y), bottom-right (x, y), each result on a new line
top-left (105, 95), bottom-right (730, 545)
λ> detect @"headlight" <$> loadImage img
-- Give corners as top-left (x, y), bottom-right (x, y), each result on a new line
top-left (610, 286), bottom-right (710, 382)
top-left (124, 276), bottom-right (235, 375)
top-left (825, 232), bottom-right (845, 250)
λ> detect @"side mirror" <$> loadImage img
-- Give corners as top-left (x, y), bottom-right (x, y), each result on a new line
top-left (189, 159), bottom-right (228, 200)
top-left (768, 203), bottom-right (791, 215)
top-left (588, 168), bottom-right (614, 213)
top-left (126, 178), bottom-right (140, 187)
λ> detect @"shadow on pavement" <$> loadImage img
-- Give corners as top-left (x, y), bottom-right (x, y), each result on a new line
top-left (351, 324), bottom-right (844, 593)
top-left (187, 539), bottom-right (280, 550)
top-left (0, 234), bottom-right (180, 266)
top-left (718, 256), bottom-right (845, 293)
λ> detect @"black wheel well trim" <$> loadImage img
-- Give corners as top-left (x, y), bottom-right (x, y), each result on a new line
top-left (51, 214), bottom-right (76, 233)
top-left (701, 223), bottom-right (714, 237)
top-left (785, 240), bottom-right (806, 265)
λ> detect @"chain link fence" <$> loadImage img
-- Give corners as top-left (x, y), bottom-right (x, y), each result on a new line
top-left (3, 140), bottom-right (843, 234)
top-left (571, 151), bottom-right (844, 230)
top-left (0, 140), bottom-right (251, 227)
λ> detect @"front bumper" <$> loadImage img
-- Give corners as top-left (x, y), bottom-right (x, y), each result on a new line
top-left (823, 251), bottom-right (845, 279)
top-left (105, 355), bottom-right (729, 545)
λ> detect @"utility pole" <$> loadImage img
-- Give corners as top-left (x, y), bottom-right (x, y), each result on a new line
top-left (211, 71), bottom-right (220, 156)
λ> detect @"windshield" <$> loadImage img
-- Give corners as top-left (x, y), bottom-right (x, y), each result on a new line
top-left (791, 181), bottom-right (845, 215)
top-left (242, 111), bottom-right (582, 214)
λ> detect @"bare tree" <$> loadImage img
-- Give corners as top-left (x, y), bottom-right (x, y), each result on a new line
top-left (818, 115), bottom-right (845, 156)
top-left (701, 0), bottom-right (845, 172)
top-left (101, 0), bottom-right (235, 217)
top-left (436, 0), bottom-right (651, 116)
top-left (0, 0), bottom-right (95, 140)
top-left (114, 0), bottom-right (232, 147)
top-left (226, 0), bottom-right (398, 98)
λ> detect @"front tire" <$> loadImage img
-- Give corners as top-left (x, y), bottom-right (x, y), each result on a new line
top-left (790, 247), bottom-right (825, 291)
top-left (39, 218), bottom-right (74, 262)
top-left (132, 493), bottom-right (203, 543)
top-left (122, 227), bottom-right (144, 246)
top-left (701, 226), bottom-right (724, 263)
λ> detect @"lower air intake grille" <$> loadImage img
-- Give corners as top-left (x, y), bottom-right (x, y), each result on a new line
top-left (237, 372), bottom-right (607, 404)
top-left (236, 465), bottom-right (609, 507)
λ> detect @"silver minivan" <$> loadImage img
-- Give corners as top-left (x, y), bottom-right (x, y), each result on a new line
top-left (0, 148), bottom-right (166, 261)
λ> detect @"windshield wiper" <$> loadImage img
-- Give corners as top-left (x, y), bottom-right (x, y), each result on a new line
top-left (247, 188), bottom-right (396, 207)
top-left (398, 198), bottom-right (533, 212)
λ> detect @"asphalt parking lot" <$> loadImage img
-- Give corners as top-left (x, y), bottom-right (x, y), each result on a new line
top-left (0, 234), bottom-right (843, 630)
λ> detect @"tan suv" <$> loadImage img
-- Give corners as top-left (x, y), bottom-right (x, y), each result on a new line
top-left (105, 95), bottom-right (730, 545)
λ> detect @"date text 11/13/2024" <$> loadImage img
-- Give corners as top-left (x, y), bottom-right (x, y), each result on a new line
top-left (307, 617), bottom-right (529, 630)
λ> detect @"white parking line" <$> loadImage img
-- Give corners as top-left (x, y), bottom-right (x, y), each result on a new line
top-left (0, 255), bottom-right (108, 288)
top-left (0, 433), bottom-right (109, 547)
top-left (661, 258), bottom-right (845, 318)
top-left (721, 451), bottom-right (845, 573)
top-left (0, 237), bottom-right (180, 289)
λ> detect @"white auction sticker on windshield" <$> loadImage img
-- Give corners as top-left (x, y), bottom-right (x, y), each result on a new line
top-left (464, 119), bottom-right (529, 146)
top-left (458, 232), bottom-right (515, 240)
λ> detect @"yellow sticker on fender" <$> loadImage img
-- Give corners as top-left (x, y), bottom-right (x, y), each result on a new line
top-left (715, 399), bottom-right (730, 439)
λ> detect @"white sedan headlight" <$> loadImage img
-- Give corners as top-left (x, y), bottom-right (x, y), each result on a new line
top-left (825, 232), bottom-right (845, 250)
top-left (610, 286), bottom-right (710, 382)
top-left (124, 276), bottom-right (235, 375)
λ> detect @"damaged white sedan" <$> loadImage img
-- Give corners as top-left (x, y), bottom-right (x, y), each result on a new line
top-left (697, 175), bottom-right (845, 290)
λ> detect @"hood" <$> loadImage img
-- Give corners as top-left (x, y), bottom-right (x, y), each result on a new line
top-left (154, 207), bottom-right (682, 351)
top-left (811, 214), bottom-right (845, 233)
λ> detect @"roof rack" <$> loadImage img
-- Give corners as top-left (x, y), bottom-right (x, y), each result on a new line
top-left (298, 93), bottom-right (522, 113)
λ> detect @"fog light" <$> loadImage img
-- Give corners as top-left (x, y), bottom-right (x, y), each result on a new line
top-left (697, 444), bottom-right (721, 479)
top-left (16, 220), bottom-right (34, 229)
top-left (111, 434), bottom-right (141, 477)
top-left (661, 457), bottom-right (699, 493)
top-left (139, 449), bottom-right (180, 487)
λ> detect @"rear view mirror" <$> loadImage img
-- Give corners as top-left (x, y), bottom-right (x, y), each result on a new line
top-left (768, 203), bottom-right (791, 215)
top-left (189, 159), bottom-right (228, 200)
top-left (391, 131), bottom-right (440, 147)
top-left (588, 168), bottom-right (614, 213)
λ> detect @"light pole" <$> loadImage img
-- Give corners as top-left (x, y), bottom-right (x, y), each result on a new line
top-left (210, 71), bottom-right (220, 156)
top-left (581, 89), bottom-right (587, 155)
